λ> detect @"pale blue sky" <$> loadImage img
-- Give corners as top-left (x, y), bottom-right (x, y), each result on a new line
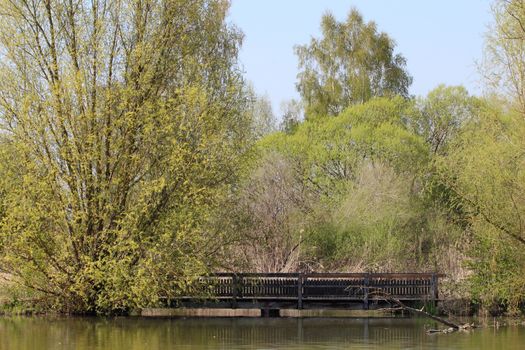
top-left (228, 0), bottom-right (493, 115)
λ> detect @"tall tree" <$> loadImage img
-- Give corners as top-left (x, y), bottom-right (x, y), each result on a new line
top-left (416, 85), bottom-right (479, 155)
top-left (484, 0), bottom-right (525, 114)
top-left (295, 9), bottom-right (412, 118)
top-left (279, 99), bottom-right (303, 134)
top-left (436, 100), bottom-right (525, 311)
top-left (0, 0), bottom-right (251, 313)
top-left (248, 91), bottom-right (276, 139)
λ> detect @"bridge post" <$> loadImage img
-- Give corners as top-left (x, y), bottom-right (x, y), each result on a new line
top-left (297, 273), bottom-right (303, 309)
top-left (232, 274), bottom-right (238, 309)
top-left (363, 273), bottom-right (370, 310)
top-left (431, 273), bottom-right (438, 305)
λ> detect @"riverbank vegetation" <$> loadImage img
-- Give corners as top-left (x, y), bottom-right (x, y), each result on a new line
top-left (0, 0), bottom-right (524, 316)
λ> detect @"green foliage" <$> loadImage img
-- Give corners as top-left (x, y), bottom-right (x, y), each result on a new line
top-left (468, 222), bottom-right (525, 314)
top-left (246, 90), bottom-right (277, 139)
top-left (247, 97), bottom-right (464, 273)
top-left (452, 0), bottom-right (525, 311)
top-left (438, 102), bottom-right (525, 246)
top-left (295, 9), bottom-right (412, 118)
top-left (0, 0), bottom-right (524, 317)
top-left (305, 163), bottom-right (417, 271)
top-left (435, 100), bottom-right (525, 311)
top-left (484, 0), bottom-right (525, 112)
top-left (414, 85), bottom-right (480, 155)
top-left (259, 97), bottom-right (428, 195)
top-left (0, 0), bottom-right (251, 314)
top-left (279, 99), bottom-right (303, 134)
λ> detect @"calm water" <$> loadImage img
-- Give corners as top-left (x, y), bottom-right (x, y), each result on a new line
top-left (0, 316), bottom-right (523, 350)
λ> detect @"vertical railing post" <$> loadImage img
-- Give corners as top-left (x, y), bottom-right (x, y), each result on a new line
top-left (232, 274), bottom-right (238, 309)
top-left (363, 273), bottom-right (370, 310)
top-left (431, 273), bottom-right (438, 304)
top-left (297, 273), bottom-right (303, 309)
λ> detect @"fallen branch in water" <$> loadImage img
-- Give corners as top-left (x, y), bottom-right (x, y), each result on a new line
top-left (368, 290), bottom-right (474, 332)
top-left (426, 323), bottom-right (475, 334)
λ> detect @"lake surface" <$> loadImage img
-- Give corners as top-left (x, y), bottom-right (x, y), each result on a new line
top-left (0, 316), bottom-right (523, 349)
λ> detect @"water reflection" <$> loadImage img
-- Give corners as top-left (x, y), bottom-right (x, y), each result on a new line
top-left (0, 316), bottom-right (523, 349)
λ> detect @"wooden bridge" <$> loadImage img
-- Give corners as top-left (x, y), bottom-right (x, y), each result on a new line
top-left (172, 272), bottom-right (444, 314)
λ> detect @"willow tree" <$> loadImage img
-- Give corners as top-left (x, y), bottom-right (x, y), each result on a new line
top-left (484, 0), bottom-right (525, 114)
top-left (295, 9), bottom-right (412, 118)
top-left (435, 100), bottom-right (525, 311)
top-left (0, 0), bottom-right (251, 313)
top-left (440, 0), bottom-right (525, 311)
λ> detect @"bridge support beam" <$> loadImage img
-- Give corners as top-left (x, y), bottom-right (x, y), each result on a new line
top-left (261, 308), bottom-right (279, 317)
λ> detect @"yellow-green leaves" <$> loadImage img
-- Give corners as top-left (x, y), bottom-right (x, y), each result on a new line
top-left (436, 100), bottom-right (525, 310)
top-left (258, 97), bottom-right (428, 196)
top-left (0, 0), bottom-right (250, 314)
top-left (484, 0), bottom-right (525, 114)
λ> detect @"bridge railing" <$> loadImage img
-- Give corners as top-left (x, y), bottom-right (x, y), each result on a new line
top-left (195, 272), bottom-right (444, 308)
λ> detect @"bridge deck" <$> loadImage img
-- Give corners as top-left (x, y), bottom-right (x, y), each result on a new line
top-left (175, 273), bottom-right (444, 311)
